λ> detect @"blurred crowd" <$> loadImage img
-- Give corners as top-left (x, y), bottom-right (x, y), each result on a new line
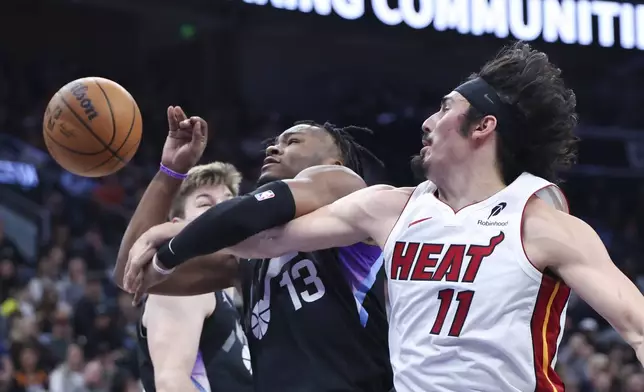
top-left (1, 5), bottom-right (644, 391)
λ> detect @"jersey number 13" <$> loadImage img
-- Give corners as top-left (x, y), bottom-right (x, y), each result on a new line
top-left (279, 259), bottom-right (326, 310)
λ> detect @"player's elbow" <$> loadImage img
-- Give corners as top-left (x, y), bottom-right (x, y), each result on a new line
top-left (155, 371), bottom-right (197, 392)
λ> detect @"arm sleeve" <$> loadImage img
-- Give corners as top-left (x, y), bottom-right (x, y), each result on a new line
top-left (156, 180), bottom-right (296, 269)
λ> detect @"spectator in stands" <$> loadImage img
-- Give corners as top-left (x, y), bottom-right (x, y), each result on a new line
top-left (83, 359), bottom-right (109, 392)
top-left (48, 343), bottom-right (85, 392)
top-left (0, 341), bottom-right (13, 392)
top-left (42, 308), bottom-right (73, 362)
top-left (27, 257), bottom-right (61, 307)
top-left (72, 274), bottom-right (105, 340)
top-left (82, 306), bottom-right (124, 361)
top-left (12, 343), bottom-right (48, 392)
top-left (58, 256), bottom-right (88, 308)
top-left (624, 372), bottom-right (644, 392)
top-left (0, 221), bottom-right (24, 267)
top-left (73, 228), bottom-right (110, 272)
top-left (50, 224), bottom-right (71, 252)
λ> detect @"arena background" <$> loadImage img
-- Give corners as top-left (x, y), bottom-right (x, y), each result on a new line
top-left (0, 0), bottom-right (643, 391)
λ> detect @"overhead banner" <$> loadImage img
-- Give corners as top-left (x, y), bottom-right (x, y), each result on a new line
top-left (242, 0), bottom-right (644, 50)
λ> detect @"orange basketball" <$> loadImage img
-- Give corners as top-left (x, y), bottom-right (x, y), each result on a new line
top-left (43, 77), bottom-right (142, 177)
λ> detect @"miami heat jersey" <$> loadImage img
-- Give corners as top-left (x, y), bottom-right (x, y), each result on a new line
top-left (382, 172), bottom-right (570, 392)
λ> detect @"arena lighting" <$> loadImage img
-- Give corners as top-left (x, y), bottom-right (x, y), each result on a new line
top-left (0, 160), bottom-right (39, 188)
top-left (242, 0), bottom-right (644, 50)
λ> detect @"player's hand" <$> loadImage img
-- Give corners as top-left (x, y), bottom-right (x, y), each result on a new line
top-left (161, 106), bottom-right (208, 174)
top-left (130, 259), bottom-right (169, 306)
top-left (123, 222), bottom-right (176, 294)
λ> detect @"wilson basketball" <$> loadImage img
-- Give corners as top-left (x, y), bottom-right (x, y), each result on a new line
top-left (43, 77), bottom-right (142, 177)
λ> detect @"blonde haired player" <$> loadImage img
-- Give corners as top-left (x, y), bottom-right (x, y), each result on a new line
top-left (137, 162), bottom-right (252, 392)
top-left (127, 44), bottom-right (644, 392)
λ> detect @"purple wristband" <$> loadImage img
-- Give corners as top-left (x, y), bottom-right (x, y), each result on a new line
top-left (160, 163), bottom-right (188, 180)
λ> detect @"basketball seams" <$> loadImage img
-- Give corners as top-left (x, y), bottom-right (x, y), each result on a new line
top-left (92, 79), bottom-right (117, 147)
top-left (80, 95), bottom-right (140, 174)
top-left (43, 128), bottom-right (107, 156)
top-left (90, 136), bottom-right (140, 176)
top-left (44, 95), bottom-right (109, 155)
top-left (114, 97), bottom-right (139, 158)
top-left (57, 92), bottom-right (124, 163)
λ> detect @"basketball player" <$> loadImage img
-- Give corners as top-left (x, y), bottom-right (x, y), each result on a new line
top-left (137, 162), bottom-right (253, 392)
top-left (126, 43), bottom-right (644, 392)
top-left (115, 111), bottom-right (393, 391)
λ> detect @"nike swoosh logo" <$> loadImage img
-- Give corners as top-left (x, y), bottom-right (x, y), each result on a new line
top-left (408, 217), bottom-right (432, 228)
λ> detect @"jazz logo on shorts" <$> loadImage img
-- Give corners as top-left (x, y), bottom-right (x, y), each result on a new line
top-left (254, 190), bottom-right (275, 201)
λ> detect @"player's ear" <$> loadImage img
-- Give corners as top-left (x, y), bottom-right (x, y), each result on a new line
top-left (171, 217), bottom-right (180, 223)
top-left (321, 157), bottom-right (343, 166)
top-left (471, 115), bottom-right (497, 141)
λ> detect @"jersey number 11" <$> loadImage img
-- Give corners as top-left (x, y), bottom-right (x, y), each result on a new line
top-left (430, 289), bottom-right (474, 337)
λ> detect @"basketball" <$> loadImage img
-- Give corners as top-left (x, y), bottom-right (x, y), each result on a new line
top-left (42, 77), bottom-right (142, 177)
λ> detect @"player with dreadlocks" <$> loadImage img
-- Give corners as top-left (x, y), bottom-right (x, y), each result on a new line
top-left (116, 117), bottom-right (393, 392)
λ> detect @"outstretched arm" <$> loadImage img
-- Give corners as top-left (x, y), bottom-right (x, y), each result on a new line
top-left (229, 185), bottom-right (410, 259)
top-left (124, 166), bottom-right (366, 293)
top-left (155, 165), bottom-right (366, 268)
top-left (113, 108), bottom-right (208, 289)
top-left (525, 198), bottom-right (644, 365)
top-left (157, 166), bottom-right (364, 262)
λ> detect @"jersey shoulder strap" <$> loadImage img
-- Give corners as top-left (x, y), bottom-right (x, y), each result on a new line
top-left (503, 172), bottom-right (568, 214)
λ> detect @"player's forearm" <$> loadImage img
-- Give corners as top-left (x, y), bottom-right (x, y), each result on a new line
top-left (147, 254), bottom-right (239, 295)
top-left (114, 172), bottom-right (182, 287)
top-left (156, 180), bottom-right (297, 269)
top-left (155, 168), bottom-right (366, 270)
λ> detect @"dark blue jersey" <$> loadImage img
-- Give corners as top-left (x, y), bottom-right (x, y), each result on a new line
top-left (240, 243), bottom-right (393, 392)
top-left (138, 291), bottom-right (253, 392)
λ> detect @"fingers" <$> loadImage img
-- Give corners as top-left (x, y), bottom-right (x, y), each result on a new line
top-left (168, 106), bottom-right (187, 134)
top-left (132, 273), bottom-right (145, 306)
top-left (190, 119), bottom-right (205, 143)
top-left (189, 116), bottom-right (208, 143)
top-left (124, 264), bottom-right (137, 293)
top-left (167, 106), bottom-right (179, 132)
top-left (132, 290), bottom-right (144, 307)
top-left (179, 118), bottom-right (192, 131)
top-left (123, 254), bottom-right (134, 291)
top-left (174, 106), bottom-right (187, 123)
top-left (124, 246), bottom-right (156, 292)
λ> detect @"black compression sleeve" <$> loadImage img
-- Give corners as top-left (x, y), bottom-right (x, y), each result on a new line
top-left (156, 180), bottom-right (296, 269)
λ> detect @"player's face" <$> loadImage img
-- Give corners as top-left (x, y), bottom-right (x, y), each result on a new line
top-left (419, 92), bottom-right (473, 177)
top-left (181, 184), bottom-right (234, 221)
top-left (257, 125), bottom-right (341, 186)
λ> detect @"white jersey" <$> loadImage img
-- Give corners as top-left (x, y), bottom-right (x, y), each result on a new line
top-left (383, 173), bottom-right (570, 392)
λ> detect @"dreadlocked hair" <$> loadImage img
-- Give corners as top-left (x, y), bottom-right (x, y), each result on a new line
top-left (293, 120), bottom-right (384, 178)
